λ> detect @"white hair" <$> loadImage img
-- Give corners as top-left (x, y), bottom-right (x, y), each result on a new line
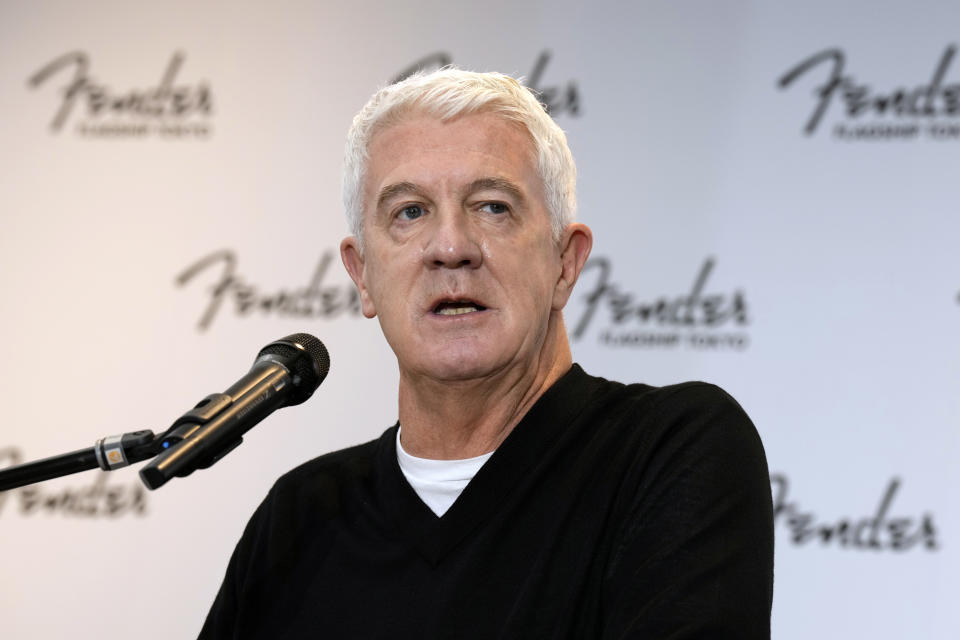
top-left (342, 68), bottom-right (577, 249)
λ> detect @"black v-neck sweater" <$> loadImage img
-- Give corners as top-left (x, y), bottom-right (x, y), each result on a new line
top-left (200, 365), bottom-right (773, 639)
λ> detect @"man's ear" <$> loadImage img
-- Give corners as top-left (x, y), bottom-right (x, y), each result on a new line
top-left (552, 223), bottom-right (594, 311)
top-left (340, 236), bottom-right (377, 318)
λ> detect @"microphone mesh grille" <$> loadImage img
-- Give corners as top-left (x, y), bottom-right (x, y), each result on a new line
top-left (257, 333), bottom-right (330, 403)
top-left (281, 333), bottom-right (330, 381)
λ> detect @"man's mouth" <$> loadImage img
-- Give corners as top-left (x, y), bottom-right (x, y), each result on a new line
top-left (432, 300), bottom-right (487, 316)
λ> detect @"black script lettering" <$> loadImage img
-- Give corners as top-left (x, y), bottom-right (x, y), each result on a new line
top-left (28, 51), bottom-right (212, 133)
top-left (572, 257), bottom-right (748, 340)
top-left (176, 249), bottom-right (362, 331)
top-left (27, 51), bottom-right (90, 131)
top-left (925, 45), bottom-right (955, 115)
top-left (392, 50), bottom-right (580, 117)
top-left (572, 257), bottom-right (612, 338)
top-left (779, 46), bottom-right (960, 136)
top-left (778, 49), bottom-right (847, 135)
top-left (816, 520), bottom-right (850, 545)
top-left (15, 471), bottom-right (146, 518)
top-left (920, 514), bottom-right (939, 550)
top-left (527, 50), bottom-right (580, 117)
top-left (770, 473), bottom-right (939, 551)
top-left (866, 477), bottom-right (898, 548)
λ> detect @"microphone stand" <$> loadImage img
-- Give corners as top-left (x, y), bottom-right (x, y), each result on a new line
top-left (1, 334), bottom-right (327, 494)
top-left (0, 430), bottom-right (162, 491)
top-left (0, 391), bottom-right (250, 492)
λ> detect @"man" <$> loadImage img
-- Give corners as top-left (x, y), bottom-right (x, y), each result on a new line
top-left (201, 69), bottom-right (773, 638)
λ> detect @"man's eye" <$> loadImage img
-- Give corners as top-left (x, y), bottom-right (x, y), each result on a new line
top-left (480, 202), bottom-right (508, 214)
top-left (398, 205), bottom-right (424, 221)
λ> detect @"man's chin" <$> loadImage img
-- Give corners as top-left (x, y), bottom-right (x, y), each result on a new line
top-left (408, 350), bottom-right (506, 384)
top-left (426, 361), bottom-right (497, 383)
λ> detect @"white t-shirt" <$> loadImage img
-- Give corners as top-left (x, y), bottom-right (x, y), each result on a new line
top-left (395, 428), bottom-right (494, 517)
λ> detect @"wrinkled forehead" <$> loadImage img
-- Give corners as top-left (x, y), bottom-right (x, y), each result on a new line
top-left (362, 107), bottom-right (539, 187)
top-left (371, 101), bottom-right (535, 151)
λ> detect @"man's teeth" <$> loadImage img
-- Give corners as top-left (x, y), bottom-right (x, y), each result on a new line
top-left (437, 304), bottom-right (479, 316)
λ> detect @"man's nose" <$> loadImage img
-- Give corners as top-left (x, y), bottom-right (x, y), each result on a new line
top-left (422, 209), bottom-right (483, 269)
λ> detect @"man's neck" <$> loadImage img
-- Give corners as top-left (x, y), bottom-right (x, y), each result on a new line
top-left (396, 318), bottom-right (573, 460)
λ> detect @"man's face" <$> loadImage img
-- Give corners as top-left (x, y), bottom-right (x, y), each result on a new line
top-left (341, 111), bottom-right (575, 383)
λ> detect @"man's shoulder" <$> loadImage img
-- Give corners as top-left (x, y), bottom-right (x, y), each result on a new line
top-left (268, 428), bottom-right (393, 504)
top-left (579, 367), bottom-right (746, 421)
top-left (624, 378), bottom-right (748, 417)
top-left (575, 368), bottom-right (760, 454)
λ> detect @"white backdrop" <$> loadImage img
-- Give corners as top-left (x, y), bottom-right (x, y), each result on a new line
top-left (0, 1), bottom-right (955, 637)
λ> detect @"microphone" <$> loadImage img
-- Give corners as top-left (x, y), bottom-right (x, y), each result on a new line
top-left (139, 333), bottom-right (330, 490)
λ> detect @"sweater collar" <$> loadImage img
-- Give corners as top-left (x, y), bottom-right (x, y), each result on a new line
top-left (375, 363), bottom-right (600, 565)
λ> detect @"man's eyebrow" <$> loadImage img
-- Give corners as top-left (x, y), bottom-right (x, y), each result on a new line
top-left (376, 177), bottom-right (527, 210)
top-left (466, 177), bottom-right (526, 202)
top-left (376, 181), bottom-right (427, 209)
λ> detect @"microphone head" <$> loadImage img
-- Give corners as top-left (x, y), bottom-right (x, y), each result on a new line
top-left (256, 333), bottom-right (330, 405)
